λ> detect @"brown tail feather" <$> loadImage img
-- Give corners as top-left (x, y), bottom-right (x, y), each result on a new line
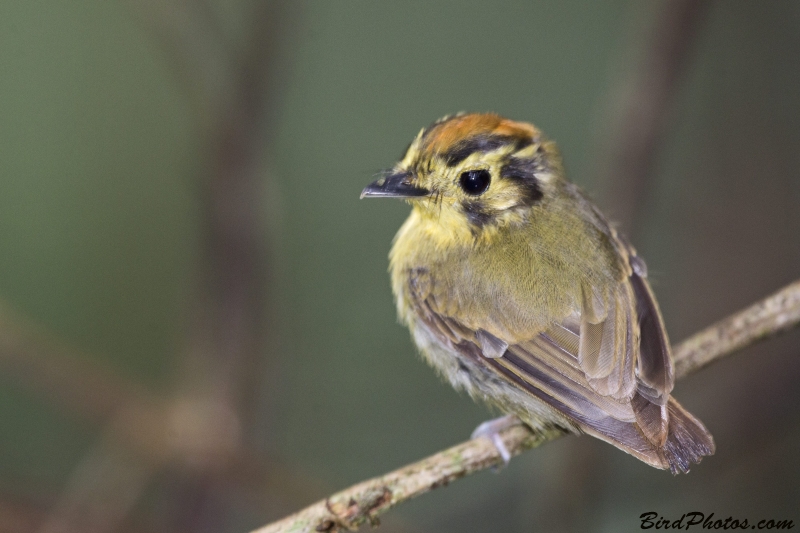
top-left (575, 395), bottom-right (714, 473)
top-left (659, 397), bottom-right (715, 474)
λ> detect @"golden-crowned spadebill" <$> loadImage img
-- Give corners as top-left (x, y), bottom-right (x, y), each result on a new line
top-left (362, 113), bottom-right (714, 473)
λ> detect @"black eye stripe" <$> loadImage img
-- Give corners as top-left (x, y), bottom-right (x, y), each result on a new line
top-left (459, 169), bottom-right (491, 195)
top-left (500, 157), bottom-right (543, 205)
top-left (443, 135), bottom-right (532, 167)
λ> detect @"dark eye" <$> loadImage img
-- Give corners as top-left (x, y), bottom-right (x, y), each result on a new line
top-left (459, 169), bottom-right (491, 195)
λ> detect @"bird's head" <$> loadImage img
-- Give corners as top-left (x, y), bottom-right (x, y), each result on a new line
top-left (362, 113), bottom-right (564, 239)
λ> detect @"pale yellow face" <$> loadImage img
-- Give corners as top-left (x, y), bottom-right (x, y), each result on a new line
top-left (364, 113), bottom-right (564, 240)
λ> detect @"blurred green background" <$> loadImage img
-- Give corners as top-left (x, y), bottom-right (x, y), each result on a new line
top-left (1, 1), bottom-right (799, 532)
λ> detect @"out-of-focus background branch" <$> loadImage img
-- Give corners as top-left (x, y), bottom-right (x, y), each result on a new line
top-left (592, 0), bottom-right (712, 236)
top-left (0, 1), bottom-right (798, 532)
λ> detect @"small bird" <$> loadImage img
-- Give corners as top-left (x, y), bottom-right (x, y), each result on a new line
top-left (361, 113), bottom-right (714, 473)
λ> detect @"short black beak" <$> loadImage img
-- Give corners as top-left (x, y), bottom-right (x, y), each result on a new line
top-left (360, 172), bottom-right (429, 199)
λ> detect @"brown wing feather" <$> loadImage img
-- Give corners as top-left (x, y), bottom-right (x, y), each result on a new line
top-left (577, 283), bottom-right (638, 400)
top-left (630, 269), bottom-right (674, 405)
top-left (406, 248), bottom-right (712, 472)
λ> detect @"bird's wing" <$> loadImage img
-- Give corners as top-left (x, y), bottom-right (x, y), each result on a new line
top-left (406, 251), bottom-right (677, 464)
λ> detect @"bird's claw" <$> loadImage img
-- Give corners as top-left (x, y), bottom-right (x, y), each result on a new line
top-left (471, 415), bottom-right (521, 466)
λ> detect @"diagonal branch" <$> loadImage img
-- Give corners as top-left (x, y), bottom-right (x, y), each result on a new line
top-left (672, 279), bottom-right (800, 377)
top-left (253, 279), bottom-right (800, 533)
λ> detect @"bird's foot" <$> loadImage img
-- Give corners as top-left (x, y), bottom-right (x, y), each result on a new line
top-left (471, 414), bottom-right (522, 466)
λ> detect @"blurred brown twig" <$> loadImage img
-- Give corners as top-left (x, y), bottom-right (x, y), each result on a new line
top-left (4, 1), bottom-right (295, 531)
top-left (162, 1), bottom-right (289, 528)
top-left (0, 304), bottom-right (325, 528)
top-left (252, 279), bottom-right (800, 533)
top-left (593, 0), bottom-right (712, 235)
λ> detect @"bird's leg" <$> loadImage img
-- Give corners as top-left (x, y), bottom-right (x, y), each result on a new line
top-left (470, 414), bottom-right (523, 466)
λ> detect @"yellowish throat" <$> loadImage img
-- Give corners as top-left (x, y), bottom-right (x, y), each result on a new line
top-left (362, 113), bottom-right (714, 473)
